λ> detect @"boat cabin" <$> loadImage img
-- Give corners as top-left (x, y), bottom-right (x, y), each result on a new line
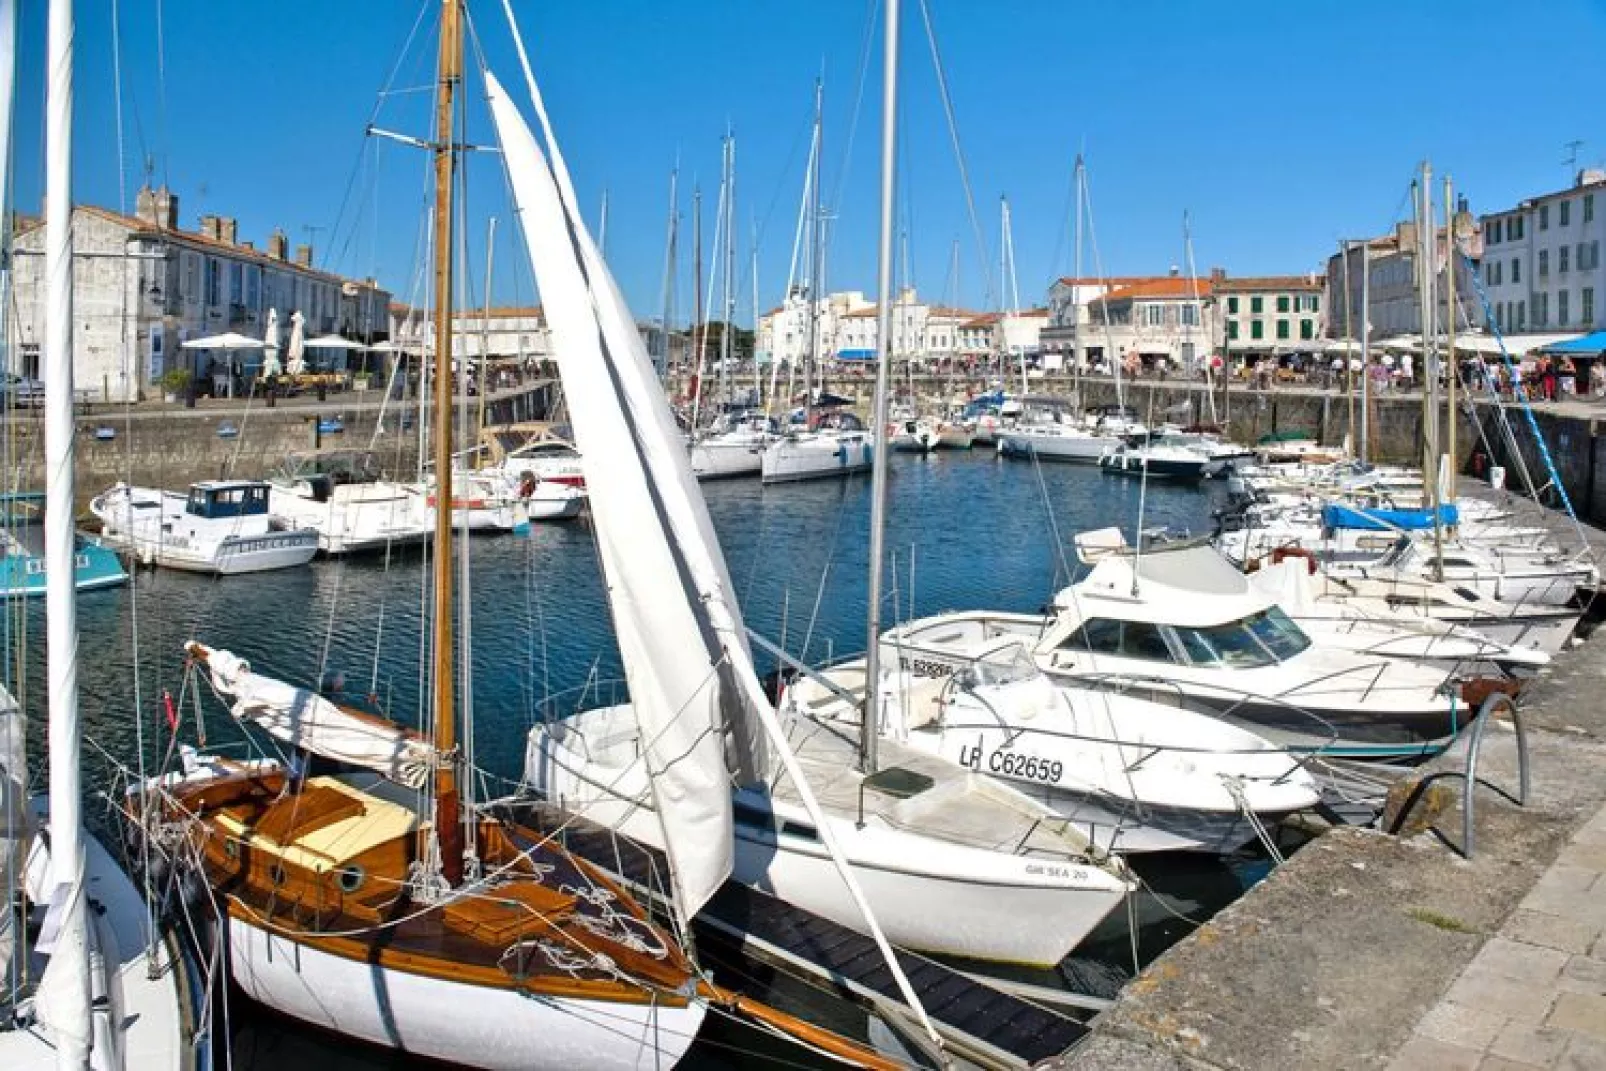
top-left (187, 481), bottom-right (271, 519)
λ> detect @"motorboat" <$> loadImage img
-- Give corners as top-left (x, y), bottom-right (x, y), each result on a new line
top-left (889, 416), bottom-right (939, 453)
top-left (478, 423), bottom-right (587, 489)
top-left (268, 450), bottom-right (434, 555)
top-left (91, 479), bottom-right (319, 574)
top-left (688, 410), bottom-right (776, 479)
top-left (846, 639), bottom-right (1319, 854)
top-left (1099, 440), bottom-right (1213, 481)
top-left (1253, 430), bottom-right (1346, 464)
top-left (760, 409), bottom-right (875, 483)
top-left (0, 492), bottom-right (127, 596)
top-left (935, 420), bottom-right (974, 449)
top-left (999, 421), bottom-right (1127, 463)
top-left (412, 468), bottom-right (584, 531)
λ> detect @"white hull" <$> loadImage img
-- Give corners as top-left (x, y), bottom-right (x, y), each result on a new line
top-left (689, 439), bottom-right (765, 479)
top-left (91, 484), bottom-right (319, 575)
top-left (3, 803), bottom-right (197, 1070)
top-left (101, 530), bottom-right (318, 574)
top-left (999, 429), bottom-right (1121, 463)
top-left (269, 482), bottom-right (435, 556)
top-left (760, 432), bottom-right (875, 483)
top-left (227, 915), bottom-right (704, 1071)
top-left (527, 710), bottom-right (1131, 968)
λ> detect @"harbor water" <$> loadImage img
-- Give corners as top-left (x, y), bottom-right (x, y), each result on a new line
top-left (42, 450), bottom-right (1260, 1068)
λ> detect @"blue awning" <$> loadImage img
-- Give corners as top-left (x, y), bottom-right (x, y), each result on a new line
top-left (836, 349), bottom-right (876, 361)
top-left (1322, 503), bottom-right (1459, 531)
top-left (1539, 331), bottom-right (1606, 355)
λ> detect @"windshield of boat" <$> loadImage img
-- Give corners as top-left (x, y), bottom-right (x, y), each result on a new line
top-left (1172, 607), bottom-right (1311, 667)
top-left (965, 644), bottom-right (1040, 688)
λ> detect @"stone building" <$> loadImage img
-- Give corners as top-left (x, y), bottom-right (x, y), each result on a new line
top-left (6, 185), bottom-right (391, 400)
top-left (1041, 273), bottom-right (1220, 374)
top-left (1481, 170), bottom-right (1605, 335)
top-left (1324, 206), bottom-right (1484, 342)
top-left (1215, 274), bottom-right (1326, 356)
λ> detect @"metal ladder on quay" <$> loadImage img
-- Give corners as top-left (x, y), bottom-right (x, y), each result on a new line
top-left (498, 800), bottom-right (1096, 1070)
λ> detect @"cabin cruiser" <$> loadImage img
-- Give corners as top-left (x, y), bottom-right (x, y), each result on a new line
top-left (881, 535), bottom-right (1476, 762)
top-left (268, 450), bottom-right (434, 555)
top-left (411, 468), bottom-right (584, 531)
top-left (824, 640), bottom-right (1320, 854)
top-left (1253, 431), bottom-right (1347, 465)
top-left (890, 416), bottom-right (939, 453)
top-left (760, 409), bottom-right (875, 483)
top-left (477, 424), bottom-right (587, 489)
top-left (1099, 438), bottom-right (1214, 481)
top-left (91, 479), bottom-right (320, 574)
top-left (999, 403), bottom-right (1145, 464)
top-left (688, 409), bottom-right (776, 479)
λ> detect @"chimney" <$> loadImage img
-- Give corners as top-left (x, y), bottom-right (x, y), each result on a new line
top-left (1578, 168), bottom-right (1606, 187)
top-left (220, 217), bottom-right (238, 246)
top-left (1168, 264), bottom-right (1180, 277)
top-left (134, 185), bottom-right (178, 230)
top-left (199, 214), bottom-right (223, 242)
top-left (1209, 267), bottom-right (1226, 284)
top-left (294, 244), bottom-right (313, 268)
top-left (269, 228), bottom-right (289, 260)
top-left (239, 240), bottom-right (255, 252)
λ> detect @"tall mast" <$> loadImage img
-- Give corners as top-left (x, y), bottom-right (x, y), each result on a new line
top-left (430, 0), bottom-right (463, 887)
top-left (1342, 240), bottom-right (1355, 450)
top-left (1413, 164), bottom-right (1445, 580)
top-left (1444, 174), bottom-right (1457, 501)
top-left (476, 216), bottom-right (496, 441)
top-left (658, 164), bottom-right (678, 378)
top-left (1073, 154), bottom-right (1084, 394)
top-left (1360, 238), bottom-right (1371, 462)
top-left (720, 134), bottom-right (736, 408)
top-left (692, 184), bottom-right (703, 393)
top-left (861, 0), bottom-right (900, 776)
top-left (803, 80), bottom-right (823, 426)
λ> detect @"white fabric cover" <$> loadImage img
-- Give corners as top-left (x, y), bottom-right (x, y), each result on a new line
top-left (286, 311), bottom-right (306, 376)
top-left (197, 643), bottom-right (434, 789)
top-left (487, 73), bottom-right (778, 926)
top-left (0, 684), bottom-right (26, 999)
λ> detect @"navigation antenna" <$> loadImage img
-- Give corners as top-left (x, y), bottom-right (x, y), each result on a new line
top-left (1563, 139), bottom-right (1584, 176)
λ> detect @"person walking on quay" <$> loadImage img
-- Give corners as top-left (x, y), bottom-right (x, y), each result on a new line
top-left (1399, 351), bottom-right (1414, 391)
top-left (1541, 357), bottom-right (1557, 402)
top-left (1590, 358), bottom-right (1605, 399)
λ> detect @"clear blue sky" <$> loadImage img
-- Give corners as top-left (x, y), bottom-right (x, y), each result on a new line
top-left (13, 0), bottom-right (1606, 324)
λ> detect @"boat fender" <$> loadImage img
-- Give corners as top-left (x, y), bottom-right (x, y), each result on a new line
top-left (1270, 546), bottom-right (1318, 575)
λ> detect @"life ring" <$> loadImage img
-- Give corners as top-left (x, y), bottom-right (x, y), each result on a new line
top-left (1270, 546), bottom-right (1319, 575)
top-left (517, 471), bottom-right (539, 499)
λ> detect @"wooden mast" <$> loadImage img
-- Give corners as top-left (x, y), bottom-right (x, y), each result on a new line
top-left (431, 0), bottom-right (463, 887)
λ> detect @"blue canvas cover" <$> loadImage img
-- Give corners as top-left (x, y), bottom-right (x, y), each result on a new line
top-left (1322, 503), bottom-right (1459, 531)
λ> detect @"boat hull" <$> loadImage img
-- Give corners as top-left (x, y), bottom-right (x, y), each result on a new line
top-left (0, 536), bottom-right (127, 596)
top-left (690, 439), bottom-right (765, 479)
top-left (760, 434), bottom-right (875, 484)
top-left (998, 431), bottom-right (1118, 463)
top-left (226, 914), bottom-right (705, 1071)
top-left (1099, 453), bottom-right (1208, 480)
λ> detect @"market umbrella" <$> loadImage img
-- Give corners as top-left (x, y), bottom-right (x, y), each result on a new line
top-left (262, 308), bottom-right (282, 377)
top-left (286, 311), bottom-right (306, 376)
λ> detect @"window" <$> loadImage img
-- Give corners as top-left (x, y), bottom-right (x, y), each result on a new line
top-left (1559, 289), bottom-right (1570, 326)
top-left (1227, 296), bottom-right (1239, 314)
top-left (1181, 303), bottom-right (1200, 327)
top-left (1488, 218), bottom-right (1502, 244)
top-left (1169, 609), bottom-right (1310, 669)
top-left (1539, 250), bottom-right (1550, 277)
top-left (1537, 292), bottom-right (1549, 326)
top-left (1300, 319), bottom-right (1314, 340)
top-left (1583, 241), bottom-right (1600, 271)
top-left (1490, 261), bottom-right (1501, 286)
top-left (1250, 296), bottom-right (1264, 314)
top-left (1227, 320), bottom-right (1239, 340)
top-left (246, 266), bottom-right (260, 310)
top-left (1145, 304), bottom-right (1165, 326)
top-left (1512, 216), bottom-right (1524, 240)
top-left (1511, 258), bottom-right (1520, 284)
top-left (205, 259), bottom-right (220, 306)
top-left (1276, 320), bottom-right (1290, 340)
top-left (1303, 294), bottom-right (1321, 313)
top-left (1585, 194), bottom-right (1595, 224)
top-left (181, 253), bottom-right (198, 301)
top-left (1560, 200), bottom-right (1571, 226)
top-left (1251, 320), bottom-right (1264, 340)
top-left (1584, 288), bottom-right (1596, 327)
top-left (1518, 300), bottom-right (1526, 329)
top-left (229, 262), bottom-right (243, 305)
top-left (1560, 245), bottom-right (1570, 274)
top-left (1540, 204), bottom-right (1550, 229)
top-left (1276, 295), bottom-right (1290, 313)
top-left (1064, 618), bottom-right (1123, 656)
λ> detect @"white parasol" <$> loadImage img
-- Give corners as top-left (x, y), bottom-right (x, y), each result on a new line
top-left (262, 308), bottom-right (282, 377)
top-left (285, 310), bottom-right (306, 376)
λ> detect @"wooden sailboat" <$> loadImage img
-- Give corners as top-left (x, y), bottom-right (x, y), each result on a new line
top-left (122, 6), bottom-right (709, 1068)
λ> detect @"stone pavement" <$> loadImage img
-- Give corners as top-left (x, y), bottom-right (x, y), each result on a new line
top-left (1389, 801), bottom-right (1606, 1071)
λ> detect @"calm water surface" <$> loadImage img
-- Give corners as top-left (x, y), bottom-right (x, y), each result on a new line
top-left (35, 451), bottom-right (1242, 1068)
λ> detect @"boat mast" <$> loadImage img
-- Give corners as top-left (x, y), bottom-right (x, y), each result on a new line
top-left (1360, 237), bottom-right (1371, 461)
top-left (861, 0), bottom-right (899, 776)
top-left (658, 164), bottom-right (678, 380)
top-left (1444, 173), bottom-right (1457, 502)
top-left (475, 216), bottom-right (495, 442)
top-left (1342, 239), bottom-right (1355, 450)
top-left (803, 80), bottom-right (822, 428)
top-left (1072, 154), bottom-right (1083, 402)
top-left (1414, 163), bottom-right (1445, 581)
top-left (720, 134), bottom-right (736, 411)
top-left (430, 0), bottom-right (464, 887)
top-left (692, 183), bottom-right (703, 406)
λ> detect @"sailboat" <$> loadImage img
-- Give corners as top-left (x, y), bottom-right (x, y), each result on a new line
top-left (121, 8), bottom-right (710, 1068)
top-left (1, 0), bottom-right (196, 1064)
top-left (514, 5), bottom-right (1134, 968)
top-left (760, 83), bottom-right (877, 485)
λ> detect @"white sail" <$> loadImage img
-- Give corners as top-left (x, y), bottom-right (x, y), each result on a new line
top-left (193, 644), bottom-right (436, 790)
top-left (486, 77), bottom-right (777, 924)
top-left (0, 685), bottom-right (25, 996)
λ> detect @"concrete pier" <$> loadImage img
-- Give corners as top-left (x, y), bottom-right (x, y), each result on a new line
top-left (1051, 490), bottom-right (1606, 1071)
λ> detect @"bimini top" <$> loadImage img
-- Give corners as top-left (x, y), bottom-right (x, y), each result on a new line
top-left (1058, 541), bottom-right (1272, 629)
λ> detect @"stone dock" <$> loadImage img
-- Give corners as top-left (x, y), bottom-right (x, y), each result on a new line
top-left (1051, 488), bottom-right (1606, 1071)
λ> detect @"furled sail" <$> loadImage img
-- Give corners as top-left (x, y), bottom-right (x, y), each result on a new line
top-left (0, 684), bottom-right (26, 996)
top-left (487, 74), bottom-right (773, 924)
top-left (190, 643), bottom-right (435, 789)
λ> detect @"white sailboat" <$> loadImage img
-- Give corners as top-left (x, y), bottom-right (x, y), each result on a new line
top-left (267, 449), bottom-right (435, 554)
top-left (1, 0), bottom-right (196, 1063)
top-left (505, 12), bottom-right (1134, 969)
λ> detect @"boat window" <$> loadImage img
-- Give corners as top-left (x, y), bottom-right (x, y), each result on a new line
top-left (1062, 618), bottom-right (1123, 655)
top-left (1174, 621), bottom-right (1272, 668)
top-left (1244, 606), bottom-right (1312, 660)
top-left (336, 864), bottom-right (366, 892)
top-left (1118, 621), bottom-right (1176, 662)
top-left (967, 644), bottom-right (1040, 687)
top-left (1170, 624), bottom-right (1220, 664)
